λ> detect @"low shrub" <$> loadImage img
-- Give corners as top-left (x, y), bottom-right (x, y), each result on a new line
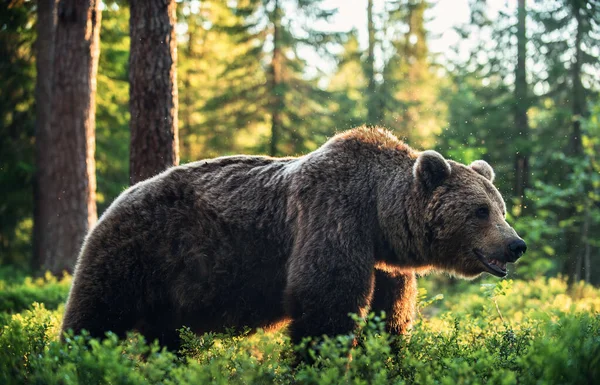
top-left (0, 272), bottom-right (71, 315)
top-left (0, 275), bottom-right (598, 384)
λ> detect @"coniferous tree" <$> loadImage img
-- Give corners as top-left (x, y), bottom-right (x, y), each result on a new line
top-left (42, 0), bottom-right (102, 273)
top-left (532, 0), bottom-right (599, 155)
top-left (129, 0), bottom-right (179, 184)
top-left (531, 0), bottom-right (600, 282)
top-left (95, 2), bottom-right (131, 213)
top-left (175, 1), bottom-right (243, 160)
top-left (514, 0), bottom-right (530, 212)
top-left (438, 0), bottom-right (600, 284)
top-left (365, 0), bottom-right (380, 126)
top-left (33, 0), bottom-right (57, 270)
top-left (382, 0), bottom-right (444, 146)
top-left (0, 1), bottom-right (37, 267)
top-left (328, 29), bottom-right (368, 130)
top-left (204, 0), bottom-right (340, 156)
top-left (438, 0), bottom-right (517, 193)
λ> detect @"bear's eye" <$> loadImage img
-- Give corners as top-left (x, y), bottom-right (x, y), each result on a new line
top-left (476, 207), bottom-right (489, 220)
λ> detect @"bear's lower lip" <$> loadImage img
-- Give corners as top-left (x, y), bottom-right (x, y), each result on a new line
top-left (473, 249), bottom-right (507, 278)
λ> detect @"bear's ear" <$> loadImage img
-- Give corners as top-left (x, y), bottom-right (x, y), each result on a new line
top-left (470, 160), bottom-right (495, 183)
top-left (413, 150), bottom-right (451, 191)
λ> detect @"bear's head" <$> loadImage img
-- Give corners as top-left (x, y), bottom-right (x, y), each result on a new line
top-left (412, 151), bottom-right (526, 278)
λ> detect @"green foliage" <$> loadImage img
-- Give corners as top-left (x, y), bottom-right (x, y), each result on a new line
top-left (512, 107), bottom-right (600, 280)
top-left (0, 0), bottom-right (36, 267)
top-left (0, 303), bottom-right (60, 385)
top-left (200, 0), bottom-right (343, 157)
top-left (0, 275), bottom-right (598, 384)
top-left (1, 0), bottom-right (598, 287)
top-left (519, 313), bottom-right (600, 384)
top-left (0, 272), bottom-right (71, 316)
top-left (0, 2), bottom-right (132, 265)
top-left (436, 0), bottom-right (600, 284)
top-left (294, 313), bottom-right (396, 385)
top-left (327, 30), bottom-right (367, 131)
top-left (380, 0), bottom-right (445, 147)
top-left (95, 3), bottom-right (131, 211)
top-left (32, 332), bottom-right (178, 385)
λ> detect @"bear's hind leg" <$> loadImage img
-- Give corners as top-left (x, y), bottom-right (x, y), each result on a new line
top-left (61, 283), bottom-right (135, 342)
top-left (135, 309), bottom-right (184, 352)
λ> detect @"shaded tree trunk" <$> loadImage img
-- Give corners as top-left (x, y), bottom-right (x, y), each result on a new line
top-left (366, 0), bottom-right (378, 126)
top-left (564, 5), bottom-right (588, 283)
top-left (42, 0), bottom-right (101, 274)
top-left (513, 0), bottom-right (530, 213)
top-left (269, 0), bottom-right (284, 157)
top-left (129, 0), bottom-right (179, 184)
top-left (569, 8), bottom-right (585, 158)
top-left (577, 199), bottom-right (592, 283)
top-left (33, 0), bottom-right (58, 270)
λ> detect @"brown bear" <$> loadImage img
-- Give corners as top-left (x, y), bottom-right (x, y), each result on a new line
top-left (61, 126), bottom-right (526, 350)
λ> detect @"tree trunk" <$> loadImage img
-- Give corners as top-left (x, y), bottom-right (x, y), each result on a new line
top-left (581, 199), bottom-right (591, 283)
top-left (129, 0), bottom-right (179, 184)
top-left (181, 19), bottom-right (195, 160)
top-left (514, 0), bottom-right (530, 213)
top-left (269, 0), bottom-right (283, 157)
top-left (366, 0), bottom-right (378, 126)
top-left (564, 5), bottom-right (587, 283)
top-left (33, 0), bottom-right (58, 270)
top-left (42, 0), bottom-right (101, 274)
top-left (569, 7), bottom-right (585, 157)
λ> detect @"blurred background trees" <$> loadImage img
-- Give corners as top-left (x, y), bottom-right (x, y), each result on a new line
top-left (0, 0), bottom-right (598, 284)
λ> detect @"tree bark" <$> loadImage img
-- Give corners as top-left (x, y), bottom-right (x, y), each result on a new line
top-left (564, 4), bottom-right (587, 283)
top-left (129, 0), bottom-right (179, 184)
top-left (514, 0), bottom-right (530, 213)
top-left (33, 0), bottom-right (58, 270)
top-left (269, 0), bottom-right (283, 157)
top-left (42, 0), bottom-right (101, 274)
top-left (366, 0), bottom-right (378, 126)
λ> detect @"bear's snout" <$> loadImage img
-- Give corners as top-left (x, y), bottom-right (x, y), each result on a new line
top-left (507, 239), bottom-right (527, 262)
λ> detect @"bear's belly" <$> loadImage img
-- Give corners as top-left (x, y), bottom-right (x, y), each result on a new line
top-left (173, 250), bottom-right (290, 334)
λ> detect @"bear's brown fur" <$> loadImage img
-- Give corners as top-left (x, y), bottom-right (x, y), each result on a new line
top-left (61, 127), bottom-right (526, 349)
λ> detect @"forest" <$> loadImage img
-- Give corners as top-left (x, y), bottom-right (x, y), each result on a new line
top-left (1, 0), bottom-right (599, 383)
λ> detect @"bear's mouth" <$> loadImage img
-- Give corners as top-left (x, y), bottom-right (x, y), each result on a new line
top-left (473, 249), bottom-right (507, 278)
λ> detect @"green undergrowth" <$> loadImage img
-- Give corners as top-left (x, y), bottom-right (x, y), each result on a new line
top-left (0, 275), bottom-right (598, 384)
top-left (0, 272), bottom-right (71, 319)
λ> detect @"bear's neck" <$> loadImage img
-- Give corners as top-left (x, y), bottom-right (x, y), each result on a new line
top-left (374, 158), bottom-right (430, 269)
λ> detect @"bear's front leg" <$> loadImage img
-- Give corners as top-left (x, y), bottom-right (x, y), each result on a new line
top-left (370, 269), bottom-right (417, 335)
top-left (284, 234), bottom-right (376, 351)
top-left (285, 268), bottom-right (374, 347)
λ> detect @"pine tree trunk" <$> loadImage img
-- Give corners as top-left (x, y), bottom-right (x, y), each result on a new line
top-left (366, 0), bottom-right (378, 126)
top-left (269, 0), bottom-right (283, 157)
top-left (564, 5), bottom-right (587, 283)
top-left (129, 0), bottom-right (179, 184)
top-left (581, 199), bottom-right (591, 283)
top-left (181, 21), bottom-right (195, 160)
top-left (514, 0), bottom-right (530, 213)
top-left (33, 0), bottom-right (57, 270)
top-left (570, 8), bottom-right (585, 157)
top-left (42, 0), bottom-right (101, 274)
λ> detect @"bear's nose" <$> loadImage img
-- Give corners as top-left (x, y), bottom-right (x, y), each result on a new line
top-left (508, 239), bottom-right (527, 261)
